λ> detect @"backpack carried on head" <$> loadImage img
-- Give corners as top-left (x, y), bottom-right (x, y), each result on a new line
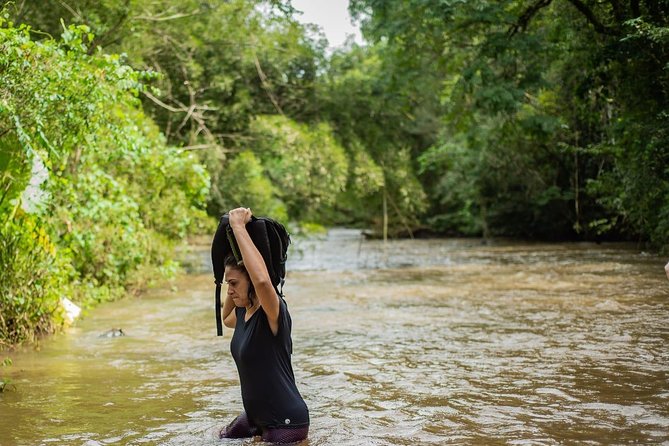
top-left (211, 214), bottom-right (291, 336)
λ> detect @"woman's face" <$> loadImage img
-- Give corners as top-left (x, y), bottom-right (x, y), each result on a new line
top-left (225, 266), bottom-right (252, 307)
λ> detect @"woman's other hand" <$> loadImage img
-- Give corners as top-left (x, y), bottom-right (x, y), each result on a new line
top-left (229, 207), bottom-right (252, 229)
top-left (665, 261), bottom-right (669, 280)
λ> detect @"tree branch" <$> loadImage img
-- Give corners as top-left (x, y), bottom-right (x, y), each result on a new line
top-left (565, 0), bottom-right (620, 35)
top-left (143, 90), bottom-right (183, 113)
top-left (254, 54), bottom-right (285, 115)
top-left (508, 0), bottom-right (553, 36)
top-left (134, 11), bottom-right (200, 21)
top-left (57, 0), bottom-right (83, 21)
top-left (180, 144), bottom-right (234, 152)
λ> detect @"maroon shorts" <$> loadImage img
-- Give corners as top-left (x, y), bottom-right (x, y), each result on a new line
top-left (219, 412), bottom-right (309, 444)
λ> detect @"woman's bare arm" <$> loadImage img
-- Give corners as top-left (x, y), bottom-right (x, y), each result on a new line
top-left (229, 208), bottom-right (280, 334)
top-left (223, 293), bottom-right (237, 328)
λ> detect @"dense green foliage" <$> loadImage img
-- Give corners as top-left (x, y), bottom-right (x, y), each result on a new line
top-left (349, 0), bottom-right (668, 245)
top-left (0, 16), bottom-right (209, 347)
top-left (1, 0), bottom-right (668, 346)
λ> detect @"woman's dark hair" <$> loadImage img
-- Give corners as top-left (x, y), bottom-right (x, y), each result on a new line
top-left (224, 254), bottom-right (255, 303)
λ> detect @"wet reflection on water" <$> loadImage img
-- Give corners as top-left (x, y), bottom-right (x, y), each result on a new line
top-left (1, 229), bottom-right (668, 445)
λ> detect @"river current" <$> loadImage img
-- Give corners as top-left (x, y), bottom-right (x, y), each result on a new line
top-left (1, 229), bottom-right (668, 445)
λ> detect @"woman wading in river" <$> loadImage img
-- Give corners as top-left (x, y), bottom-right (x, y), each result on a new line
top-left (219, 207), bottom-right (309, 443)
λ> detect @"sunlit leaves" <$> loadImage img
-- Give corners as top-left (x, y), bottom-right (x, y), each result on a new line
top-left (249, 115), bottom-right (349, 221)
top-left (216, 150), bottom-right (287, 222)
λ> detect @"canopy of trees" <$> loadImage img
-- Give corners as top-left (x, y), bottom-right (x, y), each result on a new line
top-left (1, 0), bottom-right (667, 345)
top-left (348, 0), bottom-right (668, 244)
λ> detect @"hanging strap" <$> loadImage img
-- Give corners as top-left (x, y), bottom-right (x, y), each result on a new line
top-left (226, 225), bottom-right (244, 265)
top-left (215, 281), bottom-right (223, 336)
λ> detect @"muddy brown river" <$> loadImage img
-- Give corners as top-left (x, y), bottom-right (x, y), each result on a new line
top-left (1, 229), bottom-right (668, 445)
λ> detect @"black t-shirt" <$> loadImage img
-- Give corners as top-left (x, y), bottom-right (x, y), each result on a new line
top-left (230, 297), bottom-right (309, 429)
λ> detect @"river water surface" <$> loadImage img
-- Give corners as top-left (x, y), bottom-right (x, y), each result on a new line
top-left (2, 229), bottom-right (668, 445)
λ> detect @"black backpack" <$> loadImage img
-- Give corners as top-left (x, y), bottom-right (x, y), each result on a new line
top-left (211, 214), bottom-right (291, 336)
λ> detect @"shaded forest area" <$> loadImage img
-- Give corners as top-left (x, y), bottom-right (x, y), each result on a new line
top-left (1, 0), bottom-right (667, 346)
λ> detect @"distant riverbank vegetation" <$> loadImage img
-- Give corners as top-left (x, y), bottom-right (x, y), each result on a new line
top-left (1, 0), bottom-right (667, 347)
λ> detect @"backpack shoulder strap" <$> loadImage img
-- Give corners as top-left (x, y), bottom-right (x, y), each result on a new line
top-left (261, 217), bottom-right (290, 296)
top-left (211, 214), bottom-right (231, 336)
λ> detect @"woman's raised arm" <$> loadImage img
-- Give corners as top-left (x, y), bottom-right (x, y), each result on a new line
top-left (228, 207), bottom-right (280, 334)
